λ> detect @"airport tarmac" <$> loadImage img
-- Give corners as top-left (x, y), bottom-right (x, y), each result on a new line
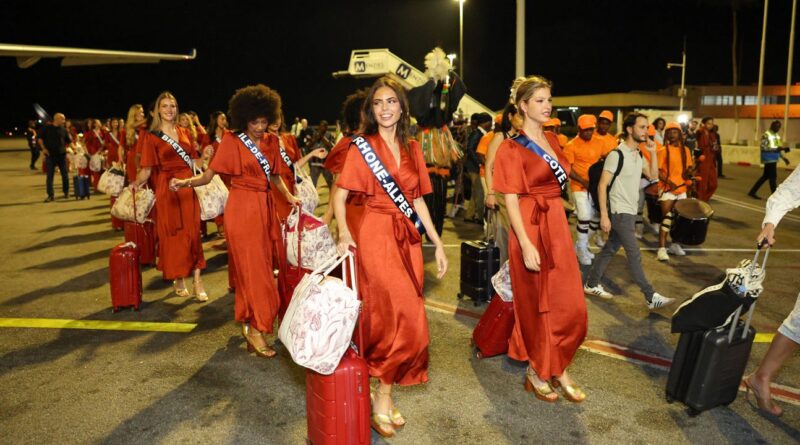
top-left (0, 141), bottom-right (798, 444)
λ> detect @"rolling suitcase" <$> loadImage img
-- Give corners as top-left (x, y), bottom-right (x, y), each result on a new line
top-left (124, 221), bottom-right (156, 266)
top-left (109, 242), bottom-right (142, 312)
top-left (458, 240), bottom-right (499, 305)
top-left (666, 247), bottom-right (768, 416)
top-left (305, 250), bottom-right (370, 445)
top-left (73, 175), bottom-right (90, 200)
top-left (471, 294), bottom-right (515, 358)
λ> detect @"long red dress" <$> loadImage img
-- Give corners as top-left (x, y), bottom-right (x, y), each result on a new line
top-left (325, 135), bottom-right (366, 240)
top-left (210, 132), bottom-right (284, 333)
top-left (140, 127), bottom-right (206, 280)
top-left (85, 129), bottom-right (107, 190)
top-left (493, 131), bottom-right (587, 380)
top-left (337, 134), bottom-right (433, 386)
top-left (694, 128), bottom-right (718, 202)
top-left (270, 133), bottom-right (301, 221)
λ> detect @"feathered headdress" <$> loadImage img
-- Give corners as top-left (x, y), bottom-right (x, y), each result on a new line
top-left (424, 47), bottom-right (450, 82)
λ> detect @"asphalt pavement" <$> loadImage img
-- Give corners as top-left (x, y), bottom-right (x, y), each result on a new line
top-left (0, 138), bottom-right (798, 444)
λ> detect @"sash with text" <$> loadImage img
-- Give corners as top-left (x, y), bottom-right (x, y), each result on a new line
top-left (512, 134), bottom-right (568, 190)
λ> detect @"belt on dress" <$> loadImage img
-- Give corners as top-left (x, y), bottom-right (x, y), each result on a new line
top-left (367, 202), bottom-right (423, 297)
top-left (160, 163), bottom-right (192, 236)
top-left (519, 187), bottom-right (562, 313)
top-left (230, 177), bottom-right (280, 240)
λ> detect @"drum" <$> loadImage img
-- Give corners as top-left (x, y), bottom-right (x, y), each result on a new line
top-left (643, 180), bottom-right (662, 224)
top-left (670, 198), bottom-right (714, 245)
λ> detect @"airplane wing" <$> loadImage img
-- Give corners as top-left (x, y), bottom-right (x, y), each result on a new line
top-left (0, 43), bottom-right (196, 69)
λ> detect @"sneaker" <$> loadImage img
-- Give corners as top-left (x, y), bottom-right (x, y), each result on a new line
top-left (594, 235), bottom-right (606, 248)
top-left (584, 284), bottom-right (613, 299)
top-left (748, 192), bottom-right (761, 200)
top-left (577, 249), bottom-right (593, 266)
top-left (648, 292), bottom-right (676, 310)
top-left (657, 247), bottom-right (669, 262)
top-left (43, 196), bottom-right (54, 203)
top-left (668, 243), bottom-right (686, 256)
top-left (648, 222), bottom-right (660, 235)
top-left (634, 224), bottom-right (644, 239)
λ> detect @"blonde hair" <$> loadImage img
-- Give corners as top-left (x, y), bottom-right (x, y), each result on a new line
top-left (178, 112), bottom-right (197, 141)
top-left (149, 91), bottom-right (179, 132)
top-left (125, 104), bottom-right (143, 146)
top-left (513, 75), bottom-right (553, 107)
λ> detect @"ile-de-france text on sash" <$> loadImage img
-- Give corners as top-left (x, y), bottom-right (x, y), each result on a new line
top-left (238, 132), bottom-right (271, 179)
top-left (155, 131), bottom-right (194, 169)
top-left (352, 135), bottom-right (426, 236)
top-left (512, 134), bottom-right (568, 190)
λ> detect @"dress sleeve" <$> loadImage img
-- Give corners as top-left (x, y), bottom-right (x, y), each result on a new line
top-left (492, 141), bottom-right (528, 194)
top-left (323, 137), bottom-right (351, 173)
top-left (336, 145), bottom-right (375, 195)
top-left (139, 133), bottom-right (159, 168)
top-left (209, 134), bottom-right (242, 176)
top-left (412, 141), bottom-right (432, 197)
top-left (266, 136), bottom-right (284, 177)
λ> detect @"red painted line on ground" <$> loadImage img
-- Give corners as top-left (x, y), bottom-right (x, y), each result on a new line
top-left (582, 340), bottom-right (672, 368)
top-left (424, 299), bottom-right (481, 320)
top-left (737, 162), bottom-right (752, 166)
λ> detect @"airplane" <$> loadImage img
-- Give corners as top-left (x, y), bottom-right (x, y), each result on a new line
top-left (0, 43), bottom-right (196, 69)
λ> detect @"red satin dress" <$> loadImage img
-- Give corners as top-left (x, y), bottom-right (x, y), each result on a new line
top-left (140, 127), bottom-right (206, 280)
top-left (325, 135), bottom-right (366, 240)
top-left (493, 132), bottom-right (587, 380)
top-left (270, 133), bottom-right (301, 221)
top-left (337, 134), bottom-right (433, 386)
top-left (210, 132), bottom-right (284, 333)
top-left (85, 129), bottom-right (107, 190)
top-left (694, 128), bottom-right (718, 202)
top-left (106, 130), bottom-right (124, 230)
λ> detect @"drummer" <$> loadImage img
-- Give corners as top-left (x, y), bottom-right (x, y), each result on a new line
top-left (656, 122), bottom-right (694, 262)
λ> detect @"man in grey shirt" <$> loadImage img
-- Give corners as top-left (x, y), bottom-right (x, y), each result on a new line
top-left (584, 113), bottom-right (675, 310)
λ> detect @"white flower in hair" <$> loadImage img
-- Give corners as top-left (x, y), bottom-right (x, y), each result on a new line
top-left (424, 47), bottom-right (450, 83)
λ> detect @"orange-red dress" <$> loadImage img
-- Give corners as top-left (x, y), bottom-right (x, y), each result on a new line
top-left (337, 134), bottom-right (433, 386)
top-left (694, 128), bottom-right (718, 202)
top-left (325, 135), bottom-right (366, 240)
top-left (85, 129), bottom-right (108, 189)
top-left (140, 127), bottom-right (206, 280)
top-left (493, 132), bottom-right (587, 380)
top-left (210, 132), bottom-right (284, 333)
top-left (270, 133), bottom-right (301, 221)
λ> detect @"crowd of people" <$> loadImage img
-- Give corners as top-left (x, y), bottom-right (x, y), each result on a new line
top-left (25, 54), bottom-right (798, 433)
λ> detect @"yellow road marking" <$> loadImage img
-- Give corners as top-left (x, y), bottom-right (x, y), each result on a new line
top-left (0, 318), bottom-right (196, 333)
top-left (755, 333), bottom-right (775, 343)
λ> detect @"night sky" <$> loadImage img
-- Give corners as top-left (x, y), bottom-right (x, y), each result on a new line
top-left (2, 0), bottom-right (798, 129)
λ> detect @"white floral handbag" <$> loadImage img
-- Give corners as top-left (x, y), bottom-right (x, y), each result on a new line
top-left (491, 260), bottom-right (513, 302)
top-left (111, 186), bottom-right (155, 224)
top-left (192, 167), bottom-right (228, 221)
top-left (278, 252), bottom-right (361, 375)
top-left (97, 166), bottom-right (125, 196)
top-left (75, 153), bottom-right (89, 169)
top-left (89, 153), bottom-right (104, 172)
top-left (294, 168), bottom-right (319, 214)
top-left (285, 206), bottom-right (337, 270)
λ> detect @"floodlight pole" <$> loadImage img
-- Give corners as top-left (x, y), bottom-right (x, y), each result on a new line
top-left (783, 0), bottom-right (797, 141)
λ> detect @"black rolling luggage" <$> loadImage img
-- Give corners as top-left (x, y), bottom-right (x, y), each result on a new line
top-left (666, 247), bottom-right (768, 416)
top-left (458, 240), bottom-right (499, 305)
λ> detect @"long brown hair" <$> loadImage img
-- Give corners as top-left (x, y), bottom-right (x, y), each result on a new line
top-left (149, 91), bottom-right (179, 132)
top-left (361, 76), bottom-right (411, 152)
top-left (125, 104), bottom-right (143, 146)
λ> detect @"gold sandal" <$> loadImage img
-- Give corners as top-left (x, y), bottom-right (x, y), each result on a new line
top-left (551, 377), bottom-right (586, 403)
top-left (173, 280), bottom-right (190, 297)
top-left (193, 281), bottom-right (208, 302)
top-left (371, 388), bottom-right (405, 428)
top-left (524, 367), bottom-right (558, 403)
top-left (241, 324), bottom-right (276, 359)
top-left (370, 412), bottom-right (396, 438)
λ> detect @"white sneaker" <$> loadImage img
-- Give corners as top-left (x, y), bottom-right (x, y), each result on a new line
top-left (648, 292), bottom-right (676, 310)
top-left (668, 243), bottom-right (686, 256)
top-left (634, 224), bottom-right (644, 239)
top-left (584, 284), bottom-right (613, 299)
top-left (657, 247), bottom-right (669, 262)
top-left (594, 235), bottom-right (606, 248)
top-left (577, 250), bottom-right (593, 266)
top-left (648, 222), bottom-right (660, 235)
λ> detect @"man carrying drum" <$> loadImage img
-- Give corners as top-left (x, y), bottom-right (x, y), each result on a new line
top-left (656, 122), bottom-right (694, 262)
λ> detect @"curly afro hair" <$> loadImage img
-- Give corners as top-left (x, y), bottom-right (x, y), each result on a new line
top-left (228, 84), bottom-right (282, 131)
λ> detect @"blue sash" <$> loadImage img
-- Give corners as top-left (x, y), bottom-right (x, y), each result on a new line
top-left (512, 134), bottom-right (568, 190)
top-left (237, 132), bottom-right (272, 179)
top-left (277, 137), bottom-right (301, 183)
top-left (153, 131), bottom-right (193, 169)
top-left (351, 135), bottom-right (426, 236)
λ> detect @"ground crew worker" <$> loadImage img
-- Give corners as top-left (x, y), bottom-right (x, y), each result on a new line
top-left (748, 120), bottom-right (790, 200)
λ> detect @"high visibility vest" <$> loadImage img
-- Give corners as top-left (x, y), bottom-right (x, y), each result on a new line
top-left (761, 130), bottom-right (782, 163)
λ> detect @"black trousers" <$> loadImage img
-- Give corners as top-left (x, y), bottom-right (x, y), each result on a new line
top-left (46, 154), bottom-right (69, 198)
top-left (715, 149), bottom-right (723, 176)
top-left (424, 172), bottom-right (447, 236)
top-left (749, 162), bottom-right (777, 195)
top-left (309, 164), bottom-right (333, 190)
top-left (30, 145), bottom-right (40, 168)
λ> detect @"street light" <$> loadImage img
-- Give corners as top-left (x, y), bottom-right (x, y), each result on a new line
top-left (667, 45), bottom-right (687, 112)
top-left (454, 0), bottom-right (465, 80)
top-left (447, 53), bottom-right (457, 67)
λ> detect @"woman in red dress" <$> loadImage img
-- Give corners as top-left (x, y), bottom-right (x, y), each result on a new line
top-left (122, 104), bottom-right (146, 183)
top-left (334, 77), bottom-right (448, 438)
top-left (323, 90), bottom-right (367, 235)
top-left (172, 85), bottom-right (298, 358)
top-left (493, 75), bottom-right (588, 403)
top-left (85, 119), bottom-right (108, 191)
top-left (106, 118), bottom-right (122, 166)
top-left (130, 92), bottom-right (208, 301)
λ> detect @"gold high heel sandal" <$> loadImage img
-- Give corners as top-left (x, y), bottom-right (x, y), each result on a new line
top-left (173, 280), bottom-right (190, 298)
top-left (241, 324), bottom-right (276, 359)
top-left (193, 281), bottom-right (208, 302)
top-left (371, 388), bottom-right (405, 428)
top-left (551, 376), bottom-right (586, 403)
top-left (524, 367), bottom-right (558, 403)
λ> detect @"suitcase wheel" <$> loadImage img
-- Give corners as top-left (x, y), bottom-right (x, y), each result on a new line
top-left (687, 407), bottom-right (700, 417)
top-left (457, 293), bottom-right (463, 300)
top-left (132, 306), bottom-right (140, 311)
top-left (112, 307), bottom-right (118, 313)
top-left (475, 350), bottom-right (484, 359)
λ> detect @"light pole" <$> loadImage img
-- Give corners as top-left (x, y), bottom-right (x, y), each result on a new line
top-left (667, 43), bottom-right (687, 112)
top-left (455, 0), bottom-right (465, 79)
top-left (755, 0), bottom-right (769, 144)
top-left (783, 0), bottom-right (797, 141)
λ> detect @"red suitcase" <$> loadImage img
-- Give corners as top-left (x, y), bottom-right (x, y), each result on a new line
top-left (305, 250), bottom-right (370, 445)
top-left (109, 242), bottom-right (142, 312)
top-left (471, 294), bottom-right (515, 358)
top-left (124, 221), bottom-right (156, 266)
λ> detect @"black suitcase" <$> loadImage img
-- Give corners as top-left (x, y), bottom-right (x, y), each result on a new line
top-left (458, 240), bottom-right (499, 305)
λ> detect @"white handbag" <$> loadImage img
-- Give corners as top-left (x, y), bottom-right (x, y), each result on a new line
top-left (192, 167), bottom-right (228, 221)
top-left (89, 153), bottom-right (104, 172)
top-left (75, 153), bottom-right (89, 169)
top-left (285, 206), bottom-right (337, 270)
top-left (111, 186), bottom-right (155, 224)
top-left (97, 167), bottom-right (125, 197)
top-left (278, 252), bottom-right (361, 375)
top-left (294, 168), bottom-right (319, 214)
top-left (491, 260), bottom-right (513, 302)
